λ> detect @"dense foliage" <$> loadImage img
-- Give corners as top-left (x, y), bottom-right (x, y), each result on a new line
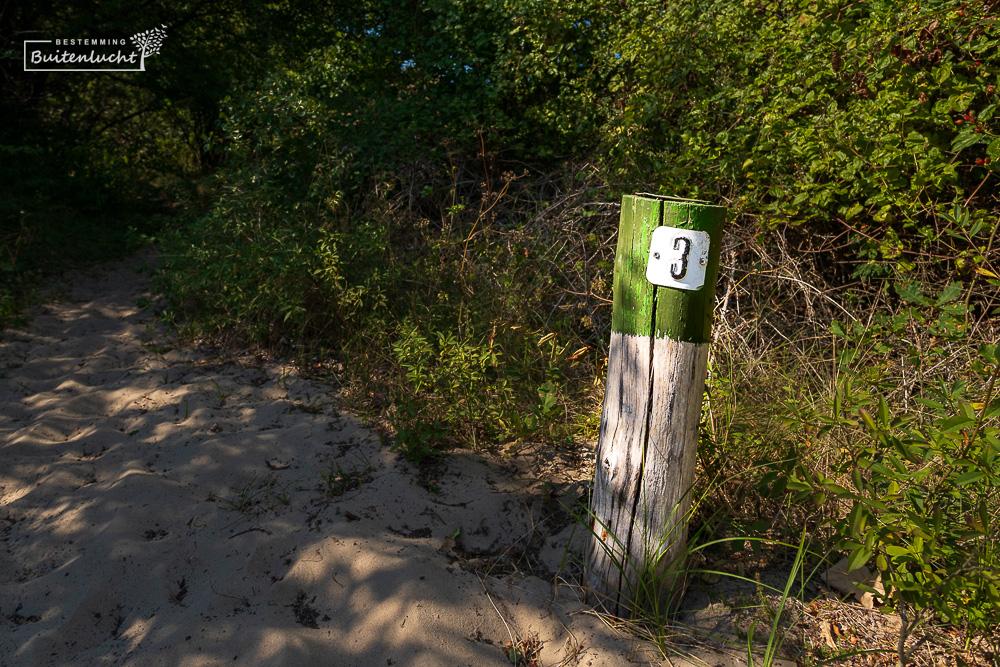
top-left (5, 0), bottom-right (999, 651)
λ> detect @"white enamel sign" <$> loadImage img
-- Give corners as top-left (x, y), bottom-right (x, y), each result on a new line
top-left (645, 226), bottom-right (711, 290)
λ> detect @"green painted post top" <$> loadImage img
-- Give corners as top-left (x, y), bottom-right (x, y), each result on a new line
top-left (610, 194), bottom-right (726, 344)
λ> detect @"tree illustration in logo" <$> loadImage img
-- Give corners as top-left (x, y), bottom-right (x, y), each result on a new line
top-left (130, 24), bottom-right (167, 70)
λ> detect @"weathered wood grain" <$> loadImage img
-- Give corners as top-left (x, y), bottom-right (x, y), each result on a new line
top-left (588, 331), bottom-right (652, 613)
top-left (587, 333), bottom-right (708, 615)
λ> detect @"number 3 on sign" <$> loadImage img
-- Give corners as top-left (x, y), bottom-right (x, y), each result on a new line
top-left (645, 226), bottom-right (712, 291)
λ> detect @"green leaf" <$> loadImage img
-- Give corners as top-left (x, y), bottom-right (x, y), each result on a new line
top-left (938, 414), bottom-right (975, 434)
top-left (936, 282), bottom-right (963, 306)
top-left (849, 505), bottom-right (867, 537)
top-left (885, 545), bottom-right (908, 558)
top-left (956, 471), bottom-right (985, 486)
top-left (785, 475), bottom-right (811, 492)
top-left (953, 130), bottom-right (984, 152)
top-left (847, 546), bottom-right (872, 573)
top-left (852, 467), bottom-right (865, 492)
top-left (860, 409), bottom-right (877, 435)
top-left (823, 481), bottom-right (849, 495)
top-left (988, 138), bottom-right (1000, 160)
top-left (949, 92), bottom-right (974, 112)
top-left (844, 203), bottom-right (863, 219)
top-left (896, 282), bottom-right (929, 306)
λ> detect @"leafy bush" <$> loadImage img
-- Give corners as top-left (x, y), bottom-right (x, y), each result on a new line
top-left (608, 0), bottom-right (1000, 281)
top-left (781, 361), bottom-right (1000, 633)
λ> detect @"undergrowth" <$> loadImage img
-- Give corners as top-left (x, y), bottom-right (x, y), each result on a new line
top-left (158, 157), bottom-right (617, 458)
top-left (680, 212), bottom-right (1000, 661)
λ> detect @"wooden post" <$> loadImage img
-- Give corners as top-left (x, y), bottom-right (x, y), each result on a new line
top-left (587, 194), bottom-right (725, 617)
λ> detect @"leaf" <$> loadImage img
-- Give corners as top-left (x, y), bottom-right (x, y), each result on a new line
top-left (823, 481), bottom-right (849, 495)
top-left (935, 281), bottom-right (963, 306)
top-left (847, 546), bottom-right (872, 573)
top-left (949, 92), bottom-right (974, 112)
top-left (785, 475), bottom-right (812, 492)
top-left (938, 414), bottom-right (974, 434)
top-left (933, 64), bottom-right (952, 84)
top-left (988, 138), bottom-right (1000, 160)
top-left (975, 265), bottom-right (998, 279)
top-left (852, 467), bottom-right (865, 492)
top-left (860, 409), bottom-right (877, 435)
top-left (896, 282), bottom-right (928, 306)
top-left (952, 130), bottom-right (984, 152)
top-left (956, 471), bottom-right (985, 486)
top-left (849, 505), bottom-right (867, 536)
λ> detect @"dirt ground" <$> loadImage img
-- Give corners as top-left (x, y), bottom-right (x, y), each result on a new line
top-left (1, 252), bottom-right (995, 666)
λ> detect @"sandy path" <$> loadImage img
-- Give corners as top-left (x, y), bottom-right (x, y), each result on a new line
top-left (0, 252), bottom-right (673, 666)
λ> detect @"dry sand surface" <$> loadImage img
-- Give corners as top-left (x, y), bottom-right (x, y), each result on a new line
top-left (0, 253), bottom-right (765, 667)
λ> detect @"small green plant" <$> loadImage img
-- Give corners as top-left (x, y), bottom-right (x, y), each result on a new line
top-left (291, 393), bottom-right (324, 414)
top-left (745, 529), bottom-right (808, 667)
top-left (508, 381), bottom-right (561, 435)
top-left (210, 380), bottom-right (231, 408)
top-left (390, 398), bottom-right (448, 465)
top-left (220, 474), bottom-right (292, 519)
top-left (391, 322), bottom-right (512, 448)
top-left (319, 456), bottom-right (373, 497)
